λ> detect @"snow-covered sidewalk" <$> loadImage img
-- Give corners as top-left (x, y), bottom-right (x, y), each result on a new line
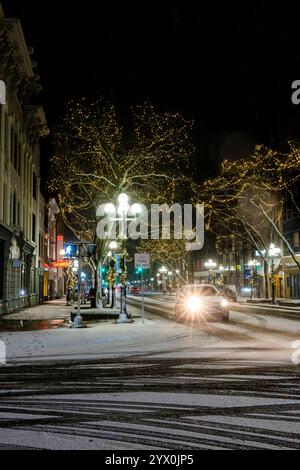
top-left (0, 299), bottom-right (71, 321)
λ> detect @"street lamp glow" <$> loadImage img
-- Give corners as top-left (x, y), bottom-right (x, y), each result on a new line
top-left (268, 243), bottom-right (281, 257)
top-left (175, 269), bottom-right (180, 274)
top-left (118, 193), bottom-right (129, 204)
top-left (109, 241), bottom-right (118, 250)
top-left (159, 266), bottom-right (167, 273)
top-left (204, 259), bottom-right (217, 269)
top-left (117, 201), bottom-right (129, 214)
top-left (107, 250), bottom-right (112, 257)
top-left (104, 203), bottom-right (115, 214)
top-left (130, 203), bottom-right (142, 214)
top-left (219, 265), bottom-right (224, 271)
top-left (168, 271), bottom-right (172, 276)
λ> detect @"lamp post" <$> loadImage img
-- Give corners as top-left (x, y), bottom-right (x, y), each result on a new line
top-left (167, 271), bottom-right (173, 293)
top-left (108, 240), bottom-right (117, 309)
top-left (136, 266), bottom-right (145, 323)
top-left (248, 259), bottom-right (259, 299)
top-left (268, 243), bottom-right (281, 305)
top-left (159, 266), bottom-right (168, 293)
top-left (104, 193), bottom-right (141, 323)
top-left (204, 259), bottom-right (217, 284)
top-left (218, 265), bottom-right (224, 290)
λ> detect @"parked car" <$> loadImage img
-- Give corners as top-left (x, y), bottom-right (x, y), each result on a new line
top-left (175, 284), bottom-right (229, 322)
top-left (130, 286), bottom-right (141, 295)
top-left (222, 284), bottom-right (237, 302)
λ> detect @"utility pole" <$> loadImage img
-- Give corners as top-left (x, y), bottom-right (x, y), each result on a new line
top-left (141, 267), bottom-right (144, 324)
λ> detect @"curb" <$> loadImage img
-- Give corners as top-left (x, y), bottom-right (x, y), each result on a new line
top-left (127, 297), bottom-right (175, 320)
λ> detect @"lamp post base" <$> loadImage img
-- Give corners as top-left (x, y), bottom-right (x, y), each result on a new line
top-left (117, 312), bottom-right (132, 323)
top-left (71, 314), bottom-right (86, 328)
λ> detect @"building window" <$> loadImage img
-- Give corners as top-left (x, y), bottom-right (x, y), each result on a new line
top-left (32, 213), bottom-right (36, 242)
top-left (4, 113), bottom-right (8, 155)
top-left (33, 172), bottom-right (37, 200)
top-left (10, 127), bottom-right (14, 163)
top-left (3, 183), bottom-right (7, 222)
top-left (18, 142), bottom-right (21, 175)
top-left (14, 132), bottom-right (18, 170)
top-left (39, 233), bottom-right (44, 258)
top-left (12, 191), bottom-right (17, 225)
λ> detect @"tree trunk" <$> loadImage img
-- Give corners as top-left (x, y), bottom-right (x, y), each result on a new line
top-left (110, 286), bottom-right (115, 308)
top-left (95, 261), bottom-right (103, 308)
top-left (264, 259), bottom-right (269, 299)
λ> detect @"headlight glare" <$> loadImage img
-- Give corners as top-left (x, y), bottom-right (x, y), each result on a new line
top-left (186, 296), bottom-right (202, 312)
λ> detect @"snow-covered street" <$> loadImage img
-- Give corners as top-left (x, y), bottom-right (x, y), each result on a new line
top-left (0, 301), bottom-right (300, 449)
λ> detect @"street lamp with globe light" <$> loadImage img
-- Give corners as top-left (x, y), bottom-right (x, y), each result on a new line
top-left (204, 259), bottom-right (217, 284)
top-left (104, 193), bottom-right (141, 322)
top-left (248, 259), bottom-right (260, 299)
top-left (159, 266), bottom-right (168, 293)
top-left (268, 243), bottom-right (281, 304)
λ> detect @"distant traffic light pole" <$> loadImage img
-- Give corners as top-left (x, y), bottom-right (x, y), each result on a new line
top-left (134, 254), bottom-right (150, 324)
top-left (137, 266), bottom-right (145, 324)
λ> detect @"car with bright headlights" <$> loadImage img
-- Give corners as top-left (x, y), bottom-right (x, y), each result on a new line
top-left (175, 284), bottom-right (229, 322)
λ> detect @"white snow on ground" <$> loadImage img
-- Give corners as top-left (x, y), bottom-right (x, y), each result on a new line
top-left (0, 302), bottom-right (300, 364)
top-left (28, 392), bottom-right (300, 407)
top-left (0, 428), bottom-right (161, 450)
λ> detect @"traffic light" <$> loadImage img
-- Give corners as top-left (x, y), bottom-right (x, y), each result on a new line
top-left (136, 266), bottom-right (143, 274)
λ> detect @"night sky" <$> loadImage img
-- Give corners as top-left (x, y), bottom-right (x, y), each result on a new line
top-left (2, 0), bottom-right (300, 179)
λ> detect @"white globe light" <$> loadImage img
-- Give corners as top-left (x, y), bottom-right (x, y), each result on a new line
top-left (118, 193), bottom-right (129, 203)
top-left (117, 201), bottom-right (129, 214)
top-left (109, 241), bottom-right (118, 250)
top-left (130, 203), bottom-right (142, 214)
top-left (104, 203), bottom-right (115, 214)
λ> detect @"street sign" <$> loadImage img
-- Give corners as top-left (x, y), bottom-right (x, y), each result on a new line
top-left (134, 253), bottom-right (150, 269)
top-left (49, 261), bottom-right (70, 268)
